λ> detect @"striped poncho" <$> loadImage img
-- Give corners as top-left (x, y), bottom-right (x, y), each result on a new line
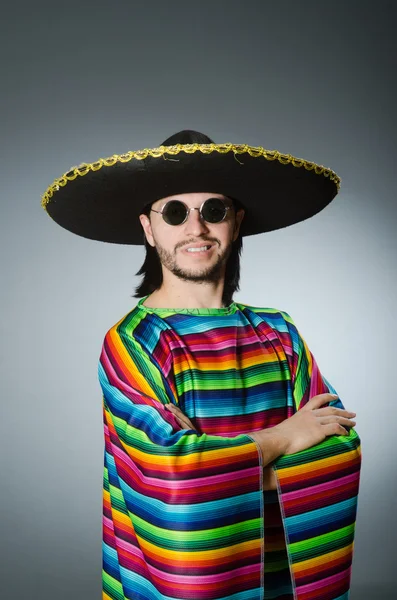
top-left (99, 296), bottom-right (362, 600)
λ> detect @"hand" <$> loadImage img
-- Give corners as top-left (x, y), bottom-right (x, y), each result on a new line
top-left (271, 393), bottom-right (357, 456)
top-left (164, 403), bottom-right (197, 430)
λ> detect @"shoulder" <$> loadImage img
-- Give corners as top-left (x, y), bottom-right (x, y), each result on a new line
top-left (236, 301), bottom-right (297, 330)
top-left (236, 302), bottom-right (303, 355)
top-left (101, 304), bottom-right (148, 347)
top-left (101, 303), bottom-right (174, 363)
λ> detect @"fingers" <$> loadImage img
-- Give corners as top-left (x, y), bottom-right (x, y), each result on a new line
top-left (306, 393), bottom-right (340, 409)
top-left (307, 394), bottom-right (356, 418)
top-left (317, 415), bottom-right (356, 428)
top-left (313, 406), bottom-right (356, 419)
top-left (164, 403), bottom-right (196, 431)
top-left (323, 422), bottom-right (351, 436)
top-left (316, 407), bottom-right (356, 417)
top-left (304, 394), bottom-right (357, 437)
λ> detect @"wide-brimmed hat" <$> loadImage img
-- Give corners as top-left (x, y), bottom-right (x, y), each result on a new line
top-left (41, 129), bottom-right (340, 245)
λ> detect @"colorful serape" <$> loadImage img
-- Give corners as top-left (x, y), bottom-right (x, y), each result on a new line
top-left (99, 297), bottom-right (361, 600)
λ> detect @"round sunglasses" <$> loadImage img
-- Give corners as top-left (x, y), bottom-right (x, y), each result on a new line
top-left (150, 197), bottom-right (233, 226)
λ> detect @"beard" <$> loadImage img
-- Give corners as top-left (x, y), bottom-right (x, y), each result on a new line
top-left (152, 238), bottom-right (233, 284)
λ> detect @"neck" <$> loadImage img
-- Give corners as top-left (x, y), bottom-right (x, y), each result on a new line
top-left (143, 285), bottom-right (228, 309)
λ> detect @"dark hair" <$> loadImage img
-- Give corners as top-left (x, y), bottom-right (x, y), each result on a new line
top-left (132, 130), bottom-right (245, 307)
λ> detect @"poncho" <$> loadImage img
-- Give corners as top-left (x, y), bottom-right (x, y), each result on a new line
top-left (98, 296), bottom-right (362, 600)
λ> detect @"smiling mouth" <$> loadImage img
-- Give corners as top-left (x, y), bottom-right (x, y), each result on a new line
top-left (184, 244), bottom-right (214, 254)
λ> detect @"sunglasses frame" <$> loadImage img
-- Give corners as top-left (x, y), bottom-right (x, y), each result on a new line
top-left (150, 197), bottom-right (233, 226)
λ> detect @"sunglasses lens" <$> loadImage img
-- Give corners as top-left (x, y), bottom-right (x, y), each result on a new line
top-left (161, 198), bottom-right (228, 225)
top-left (163, 201), bottom-right (188, 225)
top-left (202, 198), bottom-right (227, 223)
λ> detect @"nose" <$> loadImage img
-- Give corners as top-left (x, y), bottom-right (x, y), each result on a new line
top-left (183, 207), bottom-right (210, 235)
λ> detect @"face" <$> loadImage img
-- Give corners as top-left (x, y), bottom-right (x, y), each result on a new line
top-left (139, 192), bottom-right (245, 285)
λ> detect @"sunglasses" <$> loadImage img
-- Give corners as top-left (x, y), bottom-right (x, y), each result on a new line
top-left (150, 197), bottom-right (233, 226)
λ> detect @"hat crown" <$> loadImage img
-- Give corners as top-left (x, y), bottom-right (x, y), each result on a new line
top-left (160, 130), bottom-right (214, 147)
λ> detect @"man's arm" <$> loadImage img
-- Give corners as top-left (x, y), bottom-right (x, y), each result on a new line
top-left (165, 403), bottom-right (281, 490)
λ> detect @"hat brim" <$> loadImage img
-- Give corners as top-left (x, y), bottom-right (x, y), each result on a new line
top-left (41, 143), bottom-right (340, 245)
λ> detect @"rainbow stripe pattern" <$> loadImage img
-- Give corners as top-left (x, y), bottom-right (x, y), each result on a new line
top-left (99, 296), bottom-right (361, 600)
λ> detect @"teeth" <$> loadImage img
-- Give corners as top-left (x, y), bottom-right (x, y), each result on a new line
top-left (186, 245), bottom-right (211, 253)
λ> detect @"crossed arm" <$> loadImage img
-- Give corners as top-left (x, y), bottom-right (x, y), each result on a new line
top-left (165, 403), bottom-right (278, 490)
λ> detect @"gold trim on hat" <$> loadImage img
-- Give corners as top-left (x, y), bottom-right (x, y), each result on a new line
top-left (41, 143), bottom-right (341, 209)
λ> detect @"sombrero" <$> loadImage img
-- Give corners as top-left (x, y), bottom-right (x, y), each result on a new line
top-left (41, 129), bottom-right (340, 245)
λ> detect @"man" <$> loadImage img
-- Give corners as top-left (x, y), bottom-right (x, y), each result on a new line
top-left (41, 130), bottom-right (361, 600)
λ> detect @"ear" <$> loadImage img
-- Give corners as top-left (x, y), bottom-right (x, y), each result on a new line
top-left (232, 208), bottom-right (245, 242)
top-left (139, 214), bottom-right (156, 248)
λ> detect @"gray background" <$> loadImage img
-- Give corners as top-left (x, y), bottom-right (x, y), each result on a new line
top-left (1, 1), bottom-right (396, 598)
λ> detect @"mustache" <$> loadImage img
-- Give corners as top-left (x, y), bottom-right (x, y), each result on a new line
top-left (177, 239), bottom-right (219, 251)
